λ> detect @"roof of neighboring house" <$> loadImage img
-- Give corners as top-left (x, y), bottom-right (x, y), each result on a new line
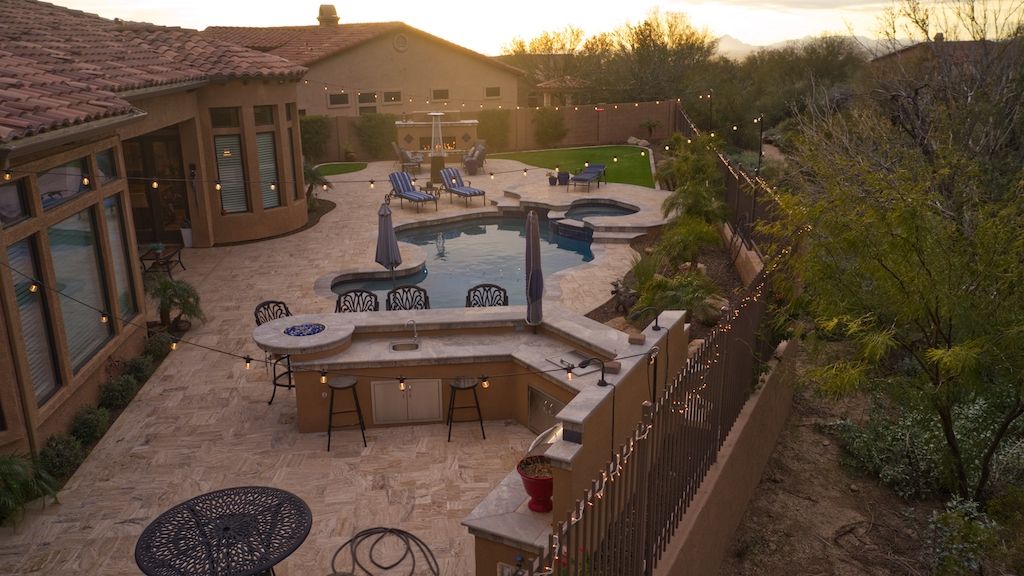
top-left (0, 0), bottom-right (306, 146)
top-left (871, 38), bottom-right (996, 65)
top-left (536, 76), bottom-right (590, 90)
top-left (202, 22), bottom-right (524, 76)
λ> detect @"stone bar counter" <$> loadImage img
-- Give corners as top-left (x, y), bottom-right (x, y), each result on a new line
top-left (252, 303), bottom-right (687, 573)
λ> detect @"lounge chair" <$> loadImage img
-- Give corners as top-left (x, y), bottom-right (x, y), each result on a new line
top-left (388, 172), bottom-right (438, 211)
top-left (391, 141), bottom-right (422, 173)
top-left (570, 163), bottom-right (606, 192)
top-left (439, 167), bottom-right (486, 206)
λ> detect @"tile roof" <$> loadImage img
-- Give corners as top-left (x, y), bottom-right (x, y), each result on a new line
top-left (0, 0), bottom-right (306, 146)
top-left (203, 23), bottom-right (524, 76)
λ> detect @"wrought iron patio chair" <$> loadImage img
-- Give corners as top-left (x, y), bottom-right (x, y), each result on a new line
top-left (254, 300), bottom-right (294, 404)
top-left (335, 289), bottom-right (380, 313)
top-left (385, 285), bottom-right (430, 311)
top-left (465, 283), bottom-right (509, 308)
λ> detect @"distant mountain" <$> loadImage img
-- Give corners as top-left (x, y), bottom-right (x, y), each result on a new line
top-left (716, 34), bottom-right (908, 60)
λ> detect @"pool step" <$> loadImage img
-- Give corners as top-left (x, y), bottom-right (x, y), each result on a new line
top-left (592, 231), bottom-right (645, 244)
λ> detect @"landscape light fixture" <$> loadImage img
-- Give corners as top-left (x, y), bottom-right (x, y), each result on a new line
top-left (629, 306), bottom-right (662, 331)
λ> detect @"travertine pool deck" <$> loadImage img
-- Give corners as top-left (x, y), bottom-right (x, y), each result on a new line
top-left (0, 156), bottom-right (668, 575)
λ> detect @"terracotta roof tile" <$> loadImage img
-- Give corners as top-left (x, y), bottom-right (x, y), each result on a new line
top-left (1, 0), bottom-right (306, 146)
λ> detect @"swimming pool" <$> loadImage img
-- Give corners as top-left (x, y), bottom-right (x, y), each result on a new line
top-left (331, 216), bottom-right (594, 309)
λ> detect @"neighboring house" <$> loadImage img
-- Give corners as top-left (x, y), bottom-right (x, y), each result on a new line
top-left (203, 5), bottom-right (525, 123)
top-left (0, 0), bottom-right (305, 454)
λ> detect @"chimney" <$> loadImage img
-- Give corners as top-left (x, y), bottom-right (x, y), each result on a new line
top-left (934, 32), bottom-right (945, 42)
top-left (318, 4), bottom-right (339, 26)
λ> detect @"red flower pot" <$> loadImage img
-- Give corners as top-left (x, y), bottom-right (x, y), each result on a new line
top-left (517, 455), bottom-right (553, 513)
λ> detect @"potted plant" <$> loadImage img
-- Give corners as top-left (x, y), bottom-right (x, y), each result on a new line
top-left (143, 274), bottom-right (205, 332)
top-left (517, 455), bottom-right (553, 512)
top-left (180, 218), bottom-right (193, 248)
top-left (149, 242), bottom-right (165, 257)
top-left (546, 172), bottom-right (557, 186)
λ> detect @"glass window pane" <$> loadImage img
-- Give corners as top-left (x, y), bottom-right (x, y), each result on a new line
top-left (210, 107), bottom-right (241, 128)
top-left (103, 195), bottom-right (137, 319)
top-left (328, 93), bottom-right (349, 106)
top-left (256, 132), bottom-right (280, 209)
top-left (7, 239), bottom-right (61, 404)
top-left (96, 148), bottom-right (118, 183)
top-left (486, 86), bottom-right (501, 98)
top-left (215, 135), bottom-right (248, 213)
top-left (0, 179), bottom-right (28, 227)
top-left (432, 89), bottom-right (449, 101)
top-left (383, 91), bottom-right (402, 103)
top-left (358, 92), bottom-right (376, 104)
top-left (288, 127), bottom-right (301, 201)
top-left (48, 209), bottom-right (113, 371)
top-left (254, 105), bottom-right (275, 126)
top-left (38, 158), bottom-right (91, 210)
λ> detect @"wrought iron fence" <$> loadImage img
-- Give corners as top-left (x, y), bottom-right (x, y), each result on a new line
top-left (530, 270), bottom-right (772, 575)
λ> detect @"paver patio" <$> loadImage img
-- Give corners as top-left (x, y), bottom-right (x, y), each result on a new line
top-left (0, 157), bottom-right (669, 575)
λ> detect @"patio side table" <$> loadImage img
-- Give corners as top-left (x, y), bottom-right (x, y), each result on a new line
top-left (140, 246), bottom-right (186, 279)
top-left (135, 486), bottom-right (312, 576)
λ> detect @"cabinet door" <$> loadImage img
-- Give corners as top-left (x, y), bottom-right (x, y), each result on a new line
top-left (405, 379), bottom-right (443, 423)
top-left (371, 380), bottom-right (409, 425)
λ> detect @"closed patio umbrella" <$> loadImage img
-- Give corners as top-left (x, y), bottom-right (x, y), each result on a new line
top-left (525, 210), bottom-right (544, 328)
top-left (375, 200), bottom-right (401, 280)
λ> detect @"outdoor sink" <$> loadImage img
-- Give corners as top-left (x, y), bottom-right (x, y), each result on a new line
top-left (389, 340), bottom-right (420, 352)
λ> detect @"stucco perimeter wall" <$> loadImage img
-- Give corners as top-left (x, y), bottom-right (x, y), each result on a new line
top-left (653, 339), bottom-right (798, 576)
top-left (720, 222), bottom-right (764, 287)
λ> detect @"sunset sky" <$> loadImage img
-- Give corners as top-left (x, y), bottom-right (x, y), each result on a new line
top-left (49, 0), bottom-right (893, 54)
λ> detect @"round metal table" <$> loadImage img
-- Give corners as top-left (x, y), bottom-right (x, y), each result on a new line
top-left (135, 486), bottom-right (312, 576)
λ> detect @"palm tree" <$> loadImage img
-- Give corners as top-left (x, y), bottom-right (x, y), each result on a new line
top-left (303, 159), bottom-right (331, 212)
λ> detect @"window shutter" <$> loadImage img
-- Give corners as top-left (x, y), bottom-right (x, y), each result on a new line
top-left (257, 132), bottom-right (280, 209)
top-left (215, 135), bottom-right (248, 213)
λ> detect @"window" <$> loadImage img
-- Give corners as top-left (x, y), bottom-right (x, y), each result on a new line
top-left (38, 158), bottom-right (91, 210)
top-left (96, 148), bottom-right (118, 183)
top-left (211, 107), bottom-right (241, 128)
top-left (103, 195), bottom-right (137, 320)
top-left (254, 105), bottom-right (275, 126)
top-left (485, 86), bottom-right (501, 98)
top-left (358, 92), bottom-right (377, 104)
top-left (7, 238), bottom-right (61, 404)
top-left (215, 135), bottom-right (248, 213)
top-left (432, 89), bottom-right (449, 101)
top-left (48, 209), bottom-right (113, 372)
top-left (0, 178), bottom-right (28, 227)
top-left (256, 133), bottom-right (280, 209)
top-left (328, 93), bottom-right (350, 107)
top-left (383, 91), bottom-right (402, 104)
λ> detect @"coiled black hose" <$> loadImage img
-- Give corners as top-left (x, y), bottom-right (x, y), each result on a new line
top-left (329, 527), bottom-right (440, 576)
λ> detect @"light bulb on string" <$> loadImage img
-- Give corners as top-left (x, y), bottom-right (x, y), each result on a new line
top-left (321, 183), bottom-right (328, 191)
top-left (480, 376), bottom-right (490, 389)
top-left (151, 180), bottom-right (159, 189)
top-left (320, 370), bottom-right (327, 384)
top-left (244, 356), bottom-right (252, 369)
top-left (269, 182), bottom-right (277, 191)
top-left (489, 173), bottom-right (494, 180)
top-left (399, 376), bottom-right (406, 391)
top-left (82, 176), bottom-right (90, 186)
top-left (170, 338), bottom-right (178, 351)
top-left (566, 365), bottom-right (574, 381)
top-left (3, 169), bottom-right (11, 181)
top-left (522, 168), bottom-right (527, 176)
top-left (369, 180), bottom-right (375, 189)
top-left (100, 312), bottom-right (109, 324)
top-left (214, 181), bottom-right (222, 191)
top-left (29, 282), bottom-right (39, 293)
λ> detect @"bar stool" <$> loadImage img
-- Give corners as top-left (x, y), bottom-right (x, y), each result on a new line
top-left (446, 378), bottom-right (485, 442)
top-left (327, 375), bottom-right (366, 450)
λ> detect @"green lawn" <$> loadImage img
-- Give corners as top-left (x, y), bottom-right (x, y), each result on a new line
top-left (316, 162), bottom-right (367, 176)
top-left (491, 146), bottom-right (655, 188)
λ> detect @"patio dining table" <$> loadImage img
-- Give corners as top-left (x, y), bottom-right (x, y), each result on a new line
top-left (134, 486), bottom-right (312, 576)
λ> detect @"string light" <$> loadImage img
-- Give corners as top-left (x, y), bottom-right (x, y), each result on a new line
top-left (214, 181), bottom-right (222, 191)
top-left (566, 365), bottom-right (574, 381)
top-left (81, 176), bottom-right (90, 186)
top-left (269, 182), bottom-right (277, 191)
top-left (369, 179), bottom-right (375, 189)
top-left (244, 356), bottom-right (252, 369)
top-left (99, 312), bottom-right (109, 324)
top-left (522, 168), bottom-right (528, 176)
top-left (489, 173), bottom-right (495, 180)
top-left (170, 338), bottom-right (178, 351)
top-left (612, 156), bottom-right (618, 163)
top-left (150, 180), bottom-right (159, 189)
top-left (321, 183), bottom-right (328, 191)
top-left (3, 169), bottom-right (11, 181)
top-left (480, 376), bottom-right (489, 389)
top-left (399, 376), bottom-right (406, 391)
top-left (29, 282), bottom-right (39, 293)
top-left (320, 370), bottom-right (328, 384)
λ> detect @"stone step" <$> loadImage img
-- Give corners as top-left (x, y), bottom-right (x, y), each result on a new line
top-left (592, 231), bottom-right (644, 244)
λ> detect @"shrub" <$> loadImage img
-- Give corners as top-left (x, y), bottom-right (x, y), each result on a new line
top-left (38, 435), bottom-right (85, 481)
top-left (635, 273), bottom-right (716, 324)
top-left (928, 498), bottom-right (998, 575)
top-left (826, 411), bottom-right (944, 500)
top-left (69, 406), bottom-right (110, 446)
top-left (477, 109), bottom-right (510, 151)
top-left (122, 356), bottom-right (153, 382)
top-left (987, 487), bottom-right (1024, 572)
top-left (533, 108), bottom-right (567, 148)
top-left (299, 115), bottom-right (330, 161)
top-left (144, 332), bottom-right (173, 361)
top-left (353, 113), bottom-right (398, 159)
top-left (0, 455), bottom-right (56, 525)
top-left (655, 216), bottom-right (721, 269)
top-left (99, 375), bottom-right (139, 411)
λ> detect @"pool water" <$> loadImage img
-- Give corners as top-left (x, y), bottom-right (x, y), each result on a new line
top-left (564, 203), bottom-right (637, 220)
top-left (332, 216), bottom-right (594, 309)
